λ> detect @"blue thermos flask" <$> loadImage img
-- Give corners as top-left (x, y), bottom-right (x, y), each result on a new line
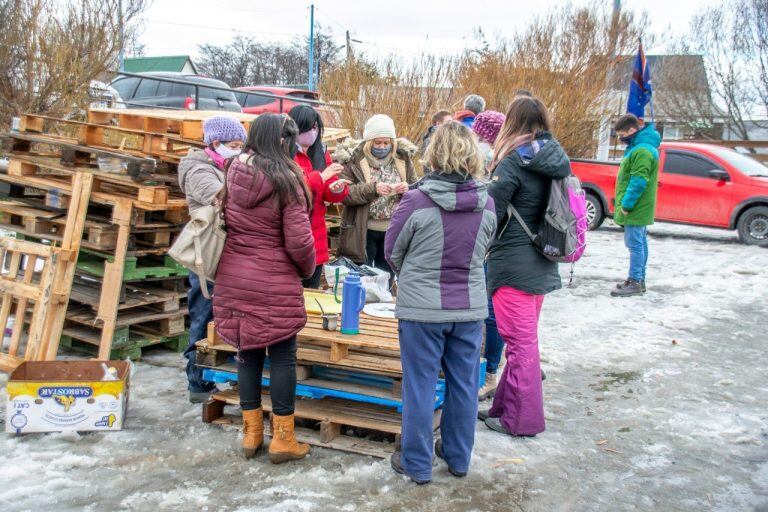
top-left (340, 271), bottom-right (367, 334)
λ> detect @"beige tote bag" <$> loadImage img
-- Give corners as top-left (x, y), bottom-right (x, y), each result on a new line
top-left (169, 204), bottom-right (226, 299)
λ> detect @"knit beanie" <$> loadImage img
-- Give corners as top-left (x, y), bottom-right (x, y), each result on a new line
top-left (202, 116), bottom-right (247, 145)
top-left (472, 110), bottom-right (505, 144)
top-left (363, 114), bottom-right (396, 141)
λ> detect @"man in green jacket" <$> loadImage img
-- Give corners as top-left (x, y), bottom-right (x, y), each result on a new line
top-left (611, 114), bottom-right (661, 297)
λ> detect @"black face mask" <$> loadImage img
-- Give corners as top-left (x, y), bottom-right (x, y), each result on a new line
top-left (620, 132), bottom-right (637, 145)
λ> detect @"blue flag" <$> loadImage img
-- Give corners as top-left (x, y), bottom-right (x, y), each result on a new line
top-left (626, 41), bottom-right (652, 119)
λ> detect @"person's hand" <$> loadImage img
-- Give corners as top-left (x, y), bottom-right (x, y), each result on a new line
top-left (329, 179), bottom-right (348, 194)
top-left (321, 163), bottom-right (344, 183)
top-left (376, 182), bottom-right (393, 196)
top-left (394, 182), bottom-right (409, 194)
top-left (621, 208), bottom-right (629, 216)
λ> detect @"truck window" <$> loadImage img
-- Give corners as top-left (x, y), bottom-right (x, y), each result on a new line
top-left (663, 151), bottom-right (723, 178)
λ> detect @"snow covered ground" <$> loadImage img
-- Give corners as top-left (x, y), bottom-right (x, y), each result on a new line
top-left (1, 222), bottom-right (766, 512)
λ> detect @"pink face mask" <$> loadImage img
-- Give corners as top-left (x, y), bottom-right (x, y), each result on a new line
top-left (296, 128), bottom-right (319, 148)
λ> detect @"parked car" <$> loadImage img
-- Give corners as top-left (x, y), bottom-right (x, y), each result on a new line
top-left (572, 142), bottom-right (768, 246)
top-left (109, 72), bottom-right (241, 112)
top-left (236, 86), bottom-right (341, 126)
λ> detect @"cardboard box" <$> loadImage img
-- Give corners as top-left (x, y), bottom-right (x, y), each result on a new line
top-left (6, 360), bottom-right (130, 434)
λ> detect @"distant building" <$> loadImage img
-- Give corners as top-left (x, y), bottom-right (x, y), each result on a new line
top-left (597, 54), bottom-right (725, 159)
top-left (123, 56), bottom-right (197, 74)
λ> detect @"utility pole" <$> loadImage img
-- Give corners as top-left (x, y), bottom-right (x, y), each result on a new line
top-left (308, 2), bottom-right (315, 91)
top-left (346, 30), bottom-right (352, 62)
top-left (597, 0), bottom-right (621, 160)
top-left (118, 0), bottom-right (125, 71)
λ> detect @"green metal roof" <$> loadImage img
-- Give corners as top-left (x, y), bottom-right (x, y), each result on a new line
top-left (123, 55), bottom-right (196, 73)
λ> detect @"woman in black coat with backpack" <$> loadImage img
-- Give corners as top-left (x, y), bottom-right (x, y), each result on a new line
top-left (483, 96), bottom-right (571, 437)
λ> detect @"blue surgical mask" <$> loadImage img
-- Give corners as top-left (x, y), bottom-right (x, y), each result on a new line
top-left (371, 145), bottom-right (392, 159)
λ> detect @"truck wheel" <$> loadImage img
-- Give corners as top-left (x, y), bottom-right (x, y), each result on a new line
top-left (585, 193), bottom-right (605, 230)
top-left (737, 206), bottom-right (768, 246)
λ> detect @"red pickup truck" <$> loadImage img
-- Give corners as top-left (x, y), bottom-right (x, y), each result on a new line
top-left (571, 142), bottom-right (768, 246)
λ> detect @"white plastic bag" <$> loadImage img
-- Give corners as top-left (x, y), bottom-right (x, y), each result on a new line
top-left (323, 264), bottom-right (393, 303)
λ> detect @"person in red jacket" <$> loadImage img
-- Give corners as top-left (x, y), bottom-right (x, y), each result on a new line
top-left (288, 105), bottom-right (349, 288)
top-left (213, 113), bottom-right (316, 464)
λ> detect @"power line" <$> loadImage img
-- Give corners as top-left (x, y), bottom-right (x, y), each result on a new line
top-left (144, 19), bottom-right (305, 38)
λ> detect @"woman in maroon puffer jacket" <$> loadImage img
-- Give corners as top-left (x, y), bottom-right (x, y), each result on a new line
top-left (213, 114), bottom-right (316, 464)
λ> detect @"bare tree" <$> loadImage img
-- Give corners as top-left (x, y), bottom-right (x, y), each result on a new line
top-left (321, 55), bottom-right (459, 143)
top-left (680, 1), bottom-right (768, 141)
top-left (197, 27), bottom-right (343, 88)
top-left (457, 2), bottom-right (648, 157)
top-left (0, 0), bottom-right (147, 127)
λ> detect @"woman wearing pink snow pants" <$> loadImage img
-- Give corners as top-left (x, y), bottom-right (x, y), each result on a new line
top-left (484, 96), bottom-right (571, 436)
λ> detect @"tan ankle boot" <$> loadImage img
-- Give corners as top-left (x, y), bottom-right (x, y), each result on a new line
top-left (478, 372), bottom-right (498, 400)
top-left (269, 413), bottom-right (310, 464)
top-left (242, 408), bottom-right (264, 459)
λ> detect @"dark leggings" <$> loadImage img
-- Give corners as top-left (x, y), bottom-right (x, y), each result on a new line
top-left (365, 229), bottom-right (393, 279)
top-left (238, 336), bottom-right (297, 415)
top-left (301, 265), bottom-right (323, 289)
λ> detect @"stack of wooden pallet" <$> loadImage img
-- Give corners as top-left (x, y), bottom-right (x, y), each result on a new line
top-left (195, 313), bottom-right (482, 458)
top-left (0, 108), bottom-right (350, 364)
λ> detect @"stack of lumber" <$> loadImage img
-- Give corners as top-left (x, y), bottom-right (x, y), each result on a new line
top-left (0, 108), bottom-right (350, 364)
top-left (195, 314), bottom-right (469, 458)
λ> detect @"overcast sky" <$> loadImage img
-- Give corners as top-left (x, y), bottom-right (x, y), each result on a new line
top-left (137, 0), bottom-right (721, 60)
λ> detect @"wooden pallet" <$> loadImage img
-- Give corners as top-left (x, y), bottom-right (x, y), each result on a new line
top-left (76, 250), bottom-right (187, 280)
top-left (88, 108), bottom-right (351, 147)
top-left (205, 314), bottom-right (401, 371)
top-left (12, 114), bottom-right (192, 167)
top-left (60, 327), bottom-right (187, 360)
top-left (0, 200), bottom-right (119, 251)
top-left (0, 173), bottom-right (93, 372)
top-left (4, 155), bottom-right (170, 206)
top-left (70, 275), bottom-right (185, 313)
top-left (202, 388), bottom-right (440, 458)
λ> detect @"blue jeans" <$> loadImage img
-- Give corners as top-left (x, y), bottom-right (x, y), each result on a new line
top-left (184, 272), bottom-right (216, 393)
top-left (624, 226), bottom-right (649, 282)
top-left (484, 297), bottom-right (504, 374)
top-left (399, 320), bottom-right (483, 481)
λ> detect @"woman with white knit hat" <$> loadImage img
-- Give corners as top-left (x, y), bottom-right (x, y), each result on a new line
top-left (334, 114), bottom-right (417, 279)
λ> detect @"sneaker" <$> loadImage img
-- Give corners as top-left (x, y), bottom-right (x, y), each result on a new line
top-left (478, 372), bottom-right (498, 400)
top-left (610, 279), bottom-right (644, 297)
top-left (434, 439), bottom-right (467, 477)
top-left (390, 451), bottom-right (430, 485)
top-left (189, 387), bottom-right (219, 404)
top-left (484, 417), bottom-right (537, 437)
top-left (616, 279), bottom-right (646, 293)
top-left (478, 407), bottom-right (492, 422)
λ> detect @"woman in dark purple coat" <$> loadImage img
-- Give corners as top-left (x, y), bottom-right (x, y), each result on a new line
top-left (213, 114), bottom-right (316, 463)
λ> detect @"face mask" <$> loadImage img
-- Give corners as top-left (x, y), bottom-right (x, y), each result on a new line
top-left (296, 128), bottom-right (319, 148)
top-left (371, 145), bottom-right (392, 159)
top-left (619, 132), bottom-right (637, 145)
top-left (215, 144), bottom-right (241, 159)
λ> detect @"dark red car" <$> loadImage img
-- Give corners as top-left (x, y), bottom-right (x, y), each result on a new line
top-left (572, 142), bottom-right (768, 246)
top-left (235, 86), bottom-right (341, 127)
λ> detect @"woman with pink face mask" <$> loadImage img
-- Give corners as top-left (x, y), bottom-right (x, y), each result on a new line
top-left (178, 116), bottom-right (246, 403)
top-left (288, 105), bottom-right (349, 288)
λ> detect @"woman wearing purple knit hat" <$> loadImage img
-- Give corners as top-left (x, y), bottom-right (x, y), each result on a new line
top-left (472, 110), bottom-right (505, 173)
top-left (470, 109), bottom-right (507, 401)
top-left (178, 116), bottom-right (246, 403)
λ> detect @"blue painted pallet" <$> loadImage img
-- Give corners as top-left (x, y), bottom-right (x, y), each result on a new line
top-left (201, 359), bottom-right (487, 413)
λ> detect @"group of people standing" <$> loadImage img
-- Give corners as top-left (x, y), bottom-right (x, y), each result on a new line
top-left (177, 89), bottom-right (660, 479)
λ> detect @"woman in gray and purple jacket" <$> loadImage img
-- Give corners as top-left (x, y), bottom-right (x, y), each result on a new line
top-left (384, 121), bottom-right (497, 484)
